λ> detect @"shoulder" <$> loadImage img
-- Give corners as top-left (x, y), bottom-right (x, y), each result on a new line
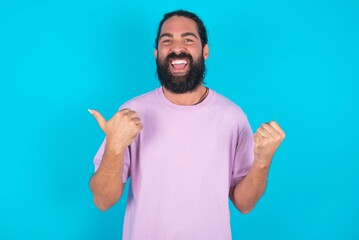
top-left (208, 89), bottom-right (252, 134)
top-left (118, 88), bottom-right (160, 110)
top-left (210, 89), bottom-right (248, 120)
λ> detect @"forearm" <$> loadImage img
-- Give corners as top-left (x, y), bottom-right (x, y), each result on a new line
top-left (230, 121), bottom-right (285, 214)
top-left (230, 157), bottom-right (271, 214)
top-left (90, 146), bottom-right (126, 211)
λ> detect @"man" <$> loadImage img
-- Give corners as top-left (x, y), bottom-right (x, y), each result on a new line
top-left (89, 10), bottom-right (285, 240)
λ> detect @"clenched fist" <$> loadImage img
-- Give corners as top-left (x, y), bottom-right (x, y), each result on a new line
top-left (254, 121), bottom-right (285, 163)
top-left (89, 108), bottom-right (143, 153)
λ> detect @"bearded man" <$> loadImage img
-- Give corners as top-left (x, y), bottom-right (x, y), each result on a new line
top-left (89, 10), bottom-right (285, 240)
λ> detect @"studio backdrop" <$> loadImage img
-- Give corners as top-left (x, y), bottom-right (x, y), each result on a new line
top-left (0, 0), bottom-right (358, 239)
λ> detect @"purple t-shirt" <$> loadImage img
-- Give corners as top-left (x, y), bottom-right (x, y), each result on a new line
top-left (94, 87), bottom-right (254, 240)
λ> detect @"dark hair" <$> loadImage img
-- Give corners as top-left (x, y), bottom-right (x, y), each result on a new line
top-left (155, 10), bottom-right (208, 49)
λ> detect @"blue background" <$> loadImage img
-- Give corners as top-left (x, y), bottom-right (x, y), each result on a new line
top-left (1, 0), bottom-right (358, 239)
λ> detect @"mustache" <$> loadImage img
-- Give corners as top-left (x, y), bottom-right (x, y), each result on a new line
top-left (165, 52), bottom-right (193, 62)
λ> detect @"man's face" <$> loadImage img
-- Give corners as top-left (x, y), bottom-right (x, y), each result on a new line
top-left (155, 16), bottom-right (209, 93)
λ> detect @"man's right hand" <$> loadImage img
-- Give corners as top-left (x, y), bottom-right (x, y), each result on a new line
top-left (89, 108), bottom-right (143, 153)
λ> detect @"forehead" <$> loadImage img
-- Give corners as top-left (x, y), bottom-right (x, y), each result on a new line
top-left (160, 16), bottom-right (199, 36)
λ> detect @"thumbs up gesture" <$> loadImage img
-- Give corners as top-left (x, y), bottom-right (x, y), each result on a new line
top-left (89, 108), bottom-right (143, 153)
top-left (254, 121), bottom-right (285, 163)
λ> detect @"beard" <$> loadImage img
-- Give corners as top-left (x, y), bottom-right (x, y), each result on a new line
top-left (156, 51), bottom-right (206, 94)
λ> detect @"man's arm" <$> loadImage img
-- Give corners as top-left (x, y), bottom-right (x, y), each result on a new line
top-left (89, 108), bottom-right (143, 211)
top-left (229, 121), bottom-right (285, 214)
top-left (90, 146), bottom-right (126, 211)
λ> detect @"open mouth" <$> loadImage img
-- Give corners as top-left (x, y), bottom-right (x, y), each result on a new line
top-left (170, 59), bottom-right (188, 71)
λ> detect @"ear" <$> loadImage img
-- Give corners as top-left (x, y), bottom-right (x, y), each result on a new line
top-left (203, 44), bottom-right (209, 60)
top-left (154, 49), bottom-right (158, 59)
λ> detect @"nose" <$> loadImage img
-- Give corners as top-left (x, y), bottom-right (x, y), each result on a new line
top-left (170, 41), bottom-right (187, 54)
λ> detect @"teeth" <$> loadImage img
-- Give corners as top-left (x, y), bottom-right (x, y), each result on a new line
top-left (171, 59), bottom-right (187, 65)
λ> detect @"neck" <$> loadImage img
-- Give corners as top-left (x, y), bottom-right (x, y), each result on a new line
top-left (162, 84), bottom-right (208, 106)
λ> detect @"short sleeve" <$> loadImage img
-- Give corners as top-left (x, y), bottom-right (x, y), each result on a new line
top-left (230, 118), bottom-right (254, 187)
top-left (93, 138), bottom-right (131, 184)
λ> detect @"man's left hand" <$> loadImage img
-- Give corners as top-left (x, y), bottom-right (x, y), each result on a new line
top-left (253, 121), bottom-right (286, 164)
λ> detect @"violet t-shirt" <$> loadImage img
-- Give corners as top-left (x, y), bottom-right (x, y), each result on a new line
top-left (94, 87), bottom-right (254, 240)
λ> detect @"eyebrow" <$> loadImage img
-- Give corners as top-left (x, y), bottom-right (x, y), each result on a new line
top-left (159, 32), bottom-right (199, 39)
top-left (181, 32), bottom-right (198, 39)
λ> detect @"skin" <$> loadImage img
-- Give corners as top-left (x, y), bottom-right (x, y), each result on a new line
top-left (89, 16), bottom-right (286, 213)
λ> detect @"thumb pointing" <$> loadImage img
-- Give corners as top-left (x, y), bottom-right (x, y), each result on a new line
top-left (88, 109), bottom-right (107, 132)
